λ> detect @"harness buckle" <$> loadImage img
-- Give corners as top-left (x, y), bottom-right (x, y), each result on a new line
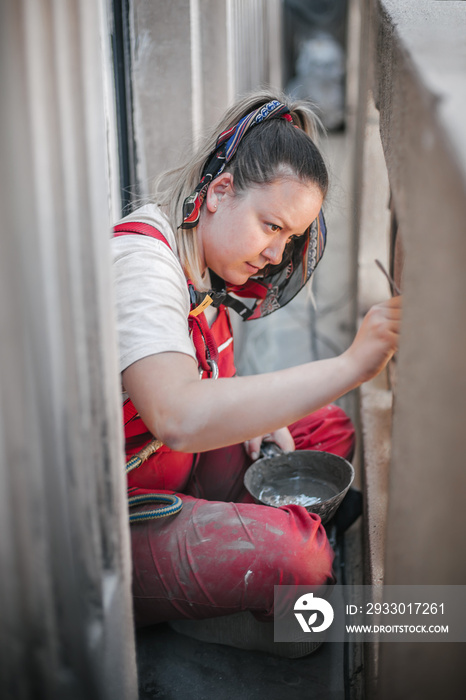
top-left (199, 358), bottom-right (219, 380)
top-left (209, 359), bottom-right (219, 380)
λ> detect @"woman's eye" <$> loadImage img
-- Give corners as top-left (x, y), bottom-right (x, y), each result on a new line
top-left (268, 223), bottom-right (281, 232)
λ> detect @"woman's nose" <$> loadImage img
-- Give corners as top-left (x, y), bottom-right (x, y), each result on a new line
top-left (263, 237), bottom-right (287, 265)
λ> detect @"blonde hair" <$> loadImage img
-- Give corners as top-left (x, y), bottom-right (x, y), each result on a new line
top-left (154, 89), bottom-right (327, 290)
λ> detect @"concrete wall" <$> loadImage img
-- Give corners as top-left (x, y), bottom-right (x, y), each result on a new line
top-left (0, 1), bottom-right (137, 698)
top-left (129, 0), bottom-right (283, 196)
top-left (376, 2), bottom-right (466, 698)
top-left (352, 0), bottom-right (466, 697)
top-left (0, 1), bottom-right (286, 696)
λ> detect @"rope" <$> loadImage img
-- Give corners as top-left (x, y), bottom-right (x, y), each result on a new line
top-left (128, 493), bottom-right (183, 522)
top-left (126, 438), bottom-right (164, 474)
top-left (126, 437), bottom-right (183, 523)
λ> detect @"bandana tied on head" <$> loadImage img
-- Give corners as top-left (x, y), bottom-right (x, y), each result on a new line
top-left (180, 100), bottom-right (293, 230)
top-left (180, 99), bottom-right (327, 320)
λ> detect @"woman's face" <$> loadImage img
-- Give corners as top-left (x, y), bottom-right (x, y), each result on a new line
top-left (198, 175), bottom-right (323, 286)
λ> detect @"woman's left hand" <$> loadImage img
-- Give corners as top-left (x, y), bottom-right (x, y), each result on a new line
top-left (244, 427), bottom-right (295, 461)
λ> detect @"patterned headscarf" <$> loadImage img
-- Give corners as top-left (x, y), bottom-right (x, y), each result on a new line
top-left (181, 100), bottom-right (327, 320)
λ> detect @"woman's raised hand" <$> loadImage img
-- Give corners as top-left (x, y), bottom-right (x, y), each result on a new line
top-left (122, 297), bottom-right (402, 455)
top-left (342, 295), bottom-right (402, 384)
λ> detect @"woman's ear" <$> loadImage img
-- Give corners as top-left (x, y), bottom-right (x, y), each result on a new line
top-left (205, 172), bottom-right (234, 213)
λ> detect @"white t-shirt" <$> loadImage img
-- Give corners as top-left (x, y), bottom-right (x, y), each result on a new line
top-left (111, 204), bottom-right (197, 377)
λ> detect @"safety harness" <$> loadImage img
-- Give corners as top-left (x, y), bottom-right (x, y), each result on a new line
top-left (114, 221), bottom-right (221, 522)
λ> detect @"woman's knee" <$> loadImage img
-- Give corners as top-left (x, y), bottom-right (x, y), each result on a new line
top-left (263, 506), bottom-right (335, 587)
top-left (289, 404), bottom-right (355, 459)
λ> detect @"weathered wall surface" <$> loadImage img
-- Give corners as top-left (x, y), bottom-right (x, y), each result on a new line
top-left (354, 0), bottom-right (466, 697)
top-left (129, 0), bottom-right (283, 195)
top-left (129, 0), bottom-right (195, 190)
top-left (0, 2), bottom-right (286, 696)
top-left (376, 0), bottom-right (466, 585)
top-left (0, 1), bottom-right (137, 698)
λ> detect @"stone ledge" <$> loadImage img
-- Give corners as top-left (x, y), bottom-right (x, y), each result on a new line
top-left (376, 0), bottom-right (466, 187)
top-left (359, 378), bottom-right (393, 586)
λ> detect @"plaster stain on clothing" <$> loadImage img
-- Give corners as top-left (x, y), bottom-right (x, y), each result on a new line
top-left (244, 570), bottom-right (253, 587)
top-left (265, 523), bottom-right (284, 536)
top-left (222, 540), bottom-right (255, 550)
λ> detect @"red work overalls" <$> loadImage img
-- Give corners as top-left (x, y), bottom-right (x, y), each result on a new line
top-left (114, 223), bottom-right (355, 626)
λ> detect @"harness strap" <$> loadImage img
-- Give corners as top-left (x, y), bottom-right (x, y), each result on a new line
top-left (114, 222), bottom-right (172, 247)
top-left (114, 220), bottom-right (220, 522)
top-left (125, 436), bottom-right (182, 522)
top-left (114, 221), bottom-right (219, 379)
top-left (188, 311), bottom-right (219, 377)
top-left (123, 397), bottom-right (139, 425)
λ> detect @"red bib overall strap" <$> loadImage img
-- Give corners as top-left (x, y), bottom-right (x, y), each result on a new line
top-left (113, 220), bottom-right (235, 511)
top-left (188, 294), bottom-right (219, 378)
top-left (114, 222), bottom-right (172, 246)
top-left (114, 221), bottom-right (219, 378)
top-left (122, 396), bottom-right (183, 521)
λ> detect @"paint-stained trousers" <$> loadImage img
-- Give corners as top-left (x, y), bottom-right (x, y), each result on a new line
top-left (131, 404), bottom-right (355, 626)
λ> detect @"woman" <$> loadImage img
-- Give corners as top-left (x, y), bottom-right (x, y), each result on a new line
top-left (112, 92), bottom-right (401, 626)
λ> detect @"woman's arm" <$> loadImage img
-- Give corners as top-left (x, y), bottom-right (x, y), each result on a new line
top-left (122, 296), bottom-right (402, 453)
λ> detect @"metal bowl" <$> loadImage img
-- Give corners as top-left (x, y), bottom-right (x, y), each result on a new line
top-left (243, 450), bottom-right (354, 524)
